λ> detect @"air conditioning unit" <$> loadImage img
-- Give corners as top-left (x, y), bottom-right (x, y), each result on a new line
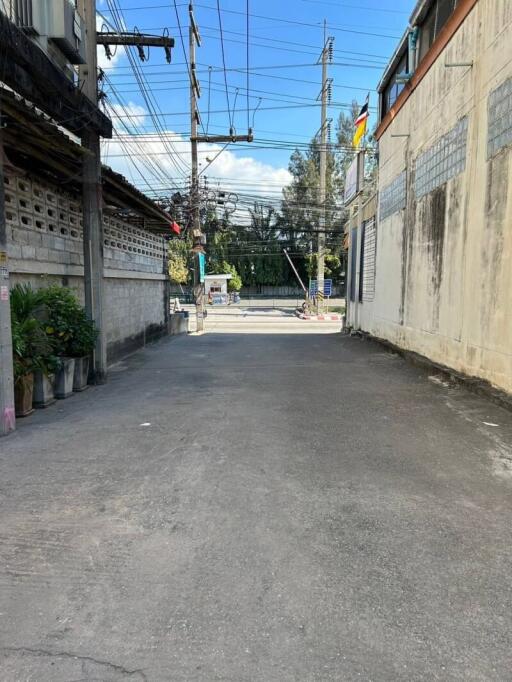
top-left (47, 0), bottom-right (86, 64)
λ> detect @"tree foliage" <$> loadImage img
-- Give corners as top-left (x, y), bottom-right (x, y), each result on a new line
top-left (210, 260), bottom-right (242, 292)
top-left (193, 99), bottom-right (377, 289)
top-left (168, 238), bottom-right (191, 285)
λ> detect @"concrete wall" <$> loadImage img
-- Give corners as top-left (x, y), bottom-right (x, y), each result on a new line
top-left (349, 0), bottom-right (512, 395)
top-left (4, 170), bottom-right (169, 365)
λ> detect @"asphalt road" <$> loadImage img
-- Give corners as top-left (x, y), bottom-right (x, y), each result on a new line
top-left (1, 328), bottom-right (512, 680)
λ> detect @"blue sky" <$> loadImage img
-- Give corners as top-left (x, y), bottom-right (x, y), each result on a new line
top-left (97, 0), bottom-right (415, 204)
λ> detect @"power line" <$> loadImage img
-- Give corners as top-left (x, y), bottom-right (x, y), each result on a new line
top-left (193, 3), bottom-right (401, 39)
top-left (106, 82), bottom-right (378, 114)
top-left (107, 101), bottom-right (375, 119)
top-left (110, 24), bottom-right (390, 61)
top-left (106, 72), bottom-right (376, 95)
top-left (102, 2), bottom-right (402, 37)
top-left (104, 0), bottom-right (190, 178)
top-left (102, 60), bottom-right (386, 75)
top-left (299, 0), bottom-right (408, 13)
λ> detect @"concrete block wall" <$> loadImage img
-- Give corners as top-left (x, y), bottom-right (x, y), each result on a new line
top-left (104, 278), bottom-right (168, 363)
top-left (4, 169), bottom-right (170, 364)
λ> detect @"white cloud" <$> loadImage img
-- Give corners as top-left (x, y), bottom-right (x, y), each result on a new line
top-left (96, 14), bottom-right (125, 71)
top-left (100, 105), bottom-right (291, 219)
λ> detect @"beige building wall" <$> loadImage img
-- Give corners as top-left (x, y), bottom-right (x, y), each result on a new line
top-left (352, 0), bottom-right (512, 394)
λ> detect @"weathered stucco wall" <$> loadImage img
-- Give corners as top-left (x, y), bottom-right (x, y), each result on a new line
top-left (5, 170), bottom-right (169, 365)
top-left (350, 0), bottom-right (512, 394)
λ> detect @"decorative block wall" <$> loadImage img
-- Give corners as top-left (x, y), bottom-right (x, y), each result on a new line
top-left (379, 170), bottom-right (406, 221)
top-left (488, 76), bottom-right (512, 158)
top-left (414, 116), bottom-right (468, 199)
top-left (103, 217), bottom-right (165, 275)
top-left (4, 169), bottom-right (170, 364)
top-left (4, 173), bottom-right (85, 266)
top-left (4, 170), bottom-right (166, 275)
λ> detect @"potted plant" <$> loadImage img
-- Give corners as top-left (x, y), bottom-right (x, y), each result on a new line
top-left (33, 353), bottom-right (59, 408)
top-left (68, 312), bottom-right (97, 391)
top-left (11, 316), bottom-right (36, 417)
top-left (10, 285), bottom-right (55, 416)
top-left (39, 286), bottom-right (81, 399)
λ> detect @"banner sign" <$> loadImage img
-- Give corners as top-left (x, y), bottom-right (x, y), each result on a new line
top-left (198, 252), bottom-right (205, 283)
top-left (344, 152), bottom-right (365, 205)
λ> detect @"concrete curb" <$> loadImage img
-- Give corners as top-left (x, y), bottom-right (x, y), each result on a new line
top-left (297, 313), bottom-right (343, 321)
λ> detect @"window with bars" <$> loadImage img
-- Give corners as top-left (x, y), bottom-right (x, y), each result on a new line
top-left (349, 228), bottom-right (358, 303)
top-left (488, 77), bottom-right (512, 159)
top-left (361, 218), bottom-right (377, 303)
top-left (414, 116), bottom-right (468, 198)
top-left (379, 171), bottom-right (406, 221)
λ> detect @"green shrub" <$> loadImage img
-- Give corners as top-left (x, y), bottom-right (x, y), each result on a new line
top-left (10, 284), bottom-right (57, 380)
top-left (39, 285), bottom-right (97, 357)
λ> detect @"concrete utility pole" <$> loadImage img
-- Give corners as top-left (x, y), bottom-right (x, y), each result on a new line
top-left (80, 1), bottom-right (176, 366)
top-left (0, 119), bottom-right (15, 436)
top-left (189, 2), bottom-right (205, 333)
top-left (79, 0), bottom-right (107, 383)
top-left (316, 28), bottom-right (333, 313)
top-left (188, 2), bottom-right (253, 332)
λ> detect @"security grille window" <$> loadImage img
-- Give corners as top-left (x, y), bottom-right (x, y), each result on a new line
top-left (414, 116), bottom-right (468, 198)
top-left (379, 170), bottom-right (406, 220)
top-left (349, 227), bottom-right (358, 303)
top-left (362, 218), bottom-right (377, 302)
top-left (488, 77), bottom-right (512, 158)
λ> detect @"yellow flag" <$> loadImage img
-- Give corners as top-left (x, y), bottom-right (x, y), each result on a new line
top-left (353, 96), bottom-right (369, 148)
top-left (353, 118), bottom-right (367, 148)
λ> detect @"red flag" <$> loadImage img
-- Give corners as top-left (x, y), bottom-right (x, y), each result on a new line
top-left (170, 221), bottom-right (181, 235)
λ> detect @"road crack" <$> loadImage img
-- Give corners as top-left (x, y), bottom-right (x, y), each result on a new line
top-left (1, 647), bottom-right (147, 680)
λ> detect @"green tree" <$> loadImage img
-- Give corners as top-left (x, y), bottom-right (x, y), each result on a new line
top-left (168, 238), bottom-right (191, 285)
top-left (278, 130), bottom-right (342, 286)
top-left (211, 260), bottom-right (242, 292)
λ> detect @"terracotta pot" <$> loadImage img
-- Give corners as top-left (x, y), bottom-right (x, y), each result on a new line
top-left (54, 358), bottom-right (75, 399)
top-left (14, 373), bottom-right (34, 417)
top-left (73, 356), bottom-right (90, 392)
top-left (33, 371), bottom-right (56, 408)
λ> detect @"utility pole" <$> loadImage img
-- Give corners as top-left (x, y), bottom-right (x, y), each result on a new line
top-left (188, 2), bottom-right (253, 332)
top-left (189, 2), bottom-right (205, 333)
top-left (316, 28), bottom-right (333, 313)
top-left (79, 0), bottom-right (107, 383)
top-left (80, 1), bottom-right (176, 365)
top-left (0, 116), bottom-right (15, 436)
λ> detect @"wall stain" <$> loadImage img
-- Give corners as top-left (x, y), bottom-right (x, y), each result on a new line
top-left (482, 148), bottom-right (509, 328)
top-left (400, 159), bottom-right (416, 326)
top-left (419, 185), bottom-right (447, 332)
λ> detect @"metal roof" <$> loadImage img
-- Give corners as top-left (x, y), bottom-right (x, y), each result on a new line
top-left (377, 0), bottom-right (436, 94)
top-left (1, 89), bottom-right (173, 234)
